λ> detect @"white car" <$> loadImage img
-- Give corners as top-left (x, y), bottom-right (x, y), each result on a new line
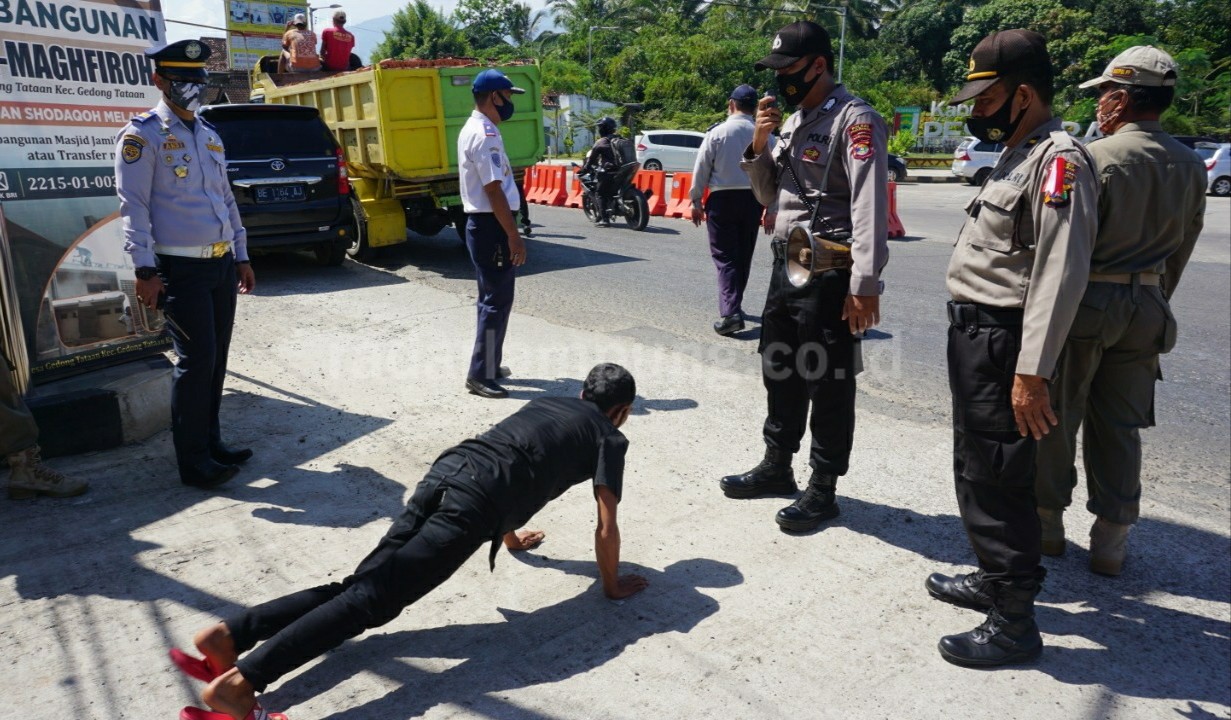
top-left (951, 136), bottom-right (1005, 186)
top-left (635, 130), bottom-right (706, 172)
top-left (1198, 142), bottom-right (1230, 197)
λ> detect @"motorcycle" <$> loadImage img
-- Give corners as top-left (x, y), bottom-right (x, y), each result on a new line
top-left (572, 161), bottom-right (650, 231)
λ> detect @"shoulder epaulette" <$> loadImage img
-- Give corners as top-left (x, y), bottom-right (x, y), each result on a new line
top-left (131, 111), bottom-right (156, 124)
top-left (706, 122), bottom-right (720, 133)
top-left (1048, 130), bottom-right (1077, 150)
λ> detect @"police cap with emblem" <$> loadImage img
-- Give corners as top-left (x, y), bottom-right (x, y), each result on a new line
top-left (755, 21), bottom-right (833, 72)
top-left (949, 29), bottom-right (1051, 104)
top-left (145, 39), bottom-right (211, 83)
top-left (1079, 45), bottom-right (1178, 89)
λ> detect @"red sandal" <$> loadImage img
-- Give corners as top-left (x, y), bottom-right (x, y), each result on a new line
top-left (169, 648), bottom-right (222, 683)
top-left (179, 703), bottom-right (289, 720)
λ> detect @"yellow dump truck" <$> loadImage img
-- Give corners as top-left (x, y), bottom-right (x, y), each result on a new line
top-left (250, 58), bottom-right (545, 258)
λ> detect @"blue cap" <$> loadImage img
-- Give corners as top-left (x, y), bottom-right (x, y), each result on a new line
top-left (472, 69), bottom-right (526, 94)
top-left (730, 84), bottom-right (758, 104)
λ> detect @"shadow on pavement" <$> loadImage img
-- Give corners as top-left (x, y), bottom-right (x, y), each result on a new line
top-left (500, 376), bottom-right (697, 415)
top-left (261, 556), bottom-right (742, 719)
top-left (376, 233), bottom-right (643, 280)
top-left (247, 251), bottom-right (409, 297)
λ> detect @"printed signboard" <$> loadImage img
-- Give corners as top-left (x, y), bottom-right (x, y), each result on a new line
top-left (0, 0), bottom-right (171, 384)
top-left (225, 0), bottom-right (309, 70)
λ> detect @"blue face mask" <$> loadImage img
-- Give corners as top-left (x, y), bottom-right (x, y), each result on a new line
top-left (496, 94), bottom-right (515, 122)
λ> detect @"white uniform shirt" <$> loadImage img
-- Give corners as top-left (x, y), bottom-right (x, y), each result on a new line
top-left (458, 110), bottom-right (519, 214)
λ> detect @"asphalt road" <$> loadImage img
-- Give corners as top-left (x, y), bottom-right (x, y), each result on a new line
top-left (366, 183), bottom-right (1230, 525)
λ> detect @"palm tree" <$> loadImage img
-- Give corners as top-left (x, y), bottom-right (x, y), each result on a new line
top-left (508, 3), bottom-right (551, 47)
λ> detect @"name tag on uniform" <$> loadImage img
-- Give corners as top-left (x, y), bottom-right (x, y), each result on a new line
top-left (206, 142), bottom-right (224, 152)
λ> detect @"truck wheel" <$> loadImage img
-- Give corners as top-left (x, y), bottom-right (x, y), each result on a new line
top-left (346, 197), bottom-right (377, 261)
top-left (623, 188), bottom-right (649, 231)
top-left (315, 240), bottom-right (348, 267)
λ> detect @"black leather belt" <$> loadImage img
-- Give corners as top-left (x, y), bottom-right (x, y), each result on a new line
top-left (947, 302), bottom-right (1023, 328)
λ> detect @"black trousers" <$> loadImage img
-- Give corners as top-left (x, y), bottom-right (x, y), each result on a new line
top-left (158, 253), bottom-right (237, 468)
top-left (947, 304), bottom-right (1042, 581)
top-left (759, 262), bottom-right (857, 475)
top-left (464, 213), bottom-right (516, 381)
top-left (229, 454), bottom-right (491, 691)
top-left (705, 189), bottom-right (761, 318)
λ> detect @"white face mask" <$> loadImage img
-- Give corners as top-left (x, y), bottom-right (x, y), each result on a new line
top-left (166, 80), bottom-right (205, 113)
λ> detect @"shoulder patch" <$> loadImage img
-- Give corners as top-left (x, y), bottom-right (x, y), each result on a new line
top-left (1042, 156), bottom-right (1078, 208)
top-left (483, 122), bottom-right (497, 137)
top-left (121, 135), bottom-right (145, 164)
top-left (131, 111), bottom-right (156, 124)
top-left (847, 122), bottom-right (874, 161)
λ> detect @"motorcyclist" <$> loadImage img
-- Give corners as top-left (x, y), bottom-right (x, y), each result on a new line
top-left (579, 117), bottom-right (620, 224)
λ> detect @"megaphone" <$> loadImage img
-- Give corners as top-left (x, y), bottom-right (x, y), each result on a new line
top-left (785, 223), bottom-right (853, 288)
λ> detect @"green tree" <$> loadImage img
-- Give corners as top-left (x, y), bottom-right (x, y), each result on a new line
top-left (371, 1), bottom-right (469, 61)
top-left (455, 0), bottom-right (516, 51)
top-left (878, 0), bottom-right (965, 89)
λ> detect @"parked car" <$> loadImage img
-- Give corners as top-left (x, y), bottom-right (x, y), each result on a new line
top-left (1201, 142), bottom-right (1231, 197)
top-left (951, 136), bottom-right (1004, 185)
top-left (1173, 135), bottom-right (1220, 150)
top-left (887, 153), bottom-right (907, 183)
top-left (198, 104), bottom-right (354, 266)
top-left (635, 130), bottom-right (706, 172)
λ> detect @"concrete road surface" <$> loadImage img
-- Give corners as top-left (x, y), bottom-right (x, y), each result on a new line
top-left (1, 186), bottom-right (1227, 720)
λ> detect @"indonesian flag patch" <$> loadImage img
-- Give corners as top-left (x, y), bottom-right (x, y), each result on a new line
top-left (847, 122), bottom-right (873, 161)
top-left (1042, 156), bottom-right (1077, 208)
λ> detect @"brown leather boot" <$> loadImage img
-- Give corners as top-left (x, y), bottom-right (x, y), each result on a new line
top-left (1038, 507), bottom-right (1065, 556)
top-left (1089, 518), bottom-right (1130, 576)
top-left (6, 445), bottom-right (89, 500)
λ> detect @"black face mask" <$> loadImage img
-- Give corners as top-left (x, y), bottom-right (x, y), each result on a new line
top-left (966, 86), bottom-right (1026, 144)
top-left (776, 59), bottom-right (820, 108)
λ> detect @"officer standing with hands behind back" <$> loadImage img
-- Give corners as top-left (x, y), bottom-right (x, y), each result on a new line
top-left (115, 40), bottom-right (255, 490)
top-left (720, 21), bottom-right (889, 534)
top-left (924, 30), bottom-right (1097, 667)
top-left (458, 69), bottom-right (527, 399)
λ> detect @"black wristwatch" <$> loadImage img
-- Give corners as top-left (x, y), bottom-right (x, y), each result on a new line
top-left (135, 266), bottom-right (158, 281)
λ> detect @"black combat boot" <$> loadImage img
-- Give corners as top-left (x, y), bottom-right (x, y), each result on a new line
top-left (720, 448), bottom-right (797, 499)
top-left (774, 471), bottom-right (839, 532)
top-left (938, 579), bottom-right (1043, 667)
top-left (925, 569), bottom-right (994, 611)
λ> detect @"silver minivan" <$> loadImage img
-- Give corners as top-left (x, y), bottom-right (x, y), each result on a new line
top-left (635, 130), bottom-right (706, 172)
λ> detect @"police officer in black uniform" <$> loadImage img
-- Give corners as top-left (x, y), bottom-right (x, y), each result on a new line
top-left (174, 364), bottom-right (647, 720)
top-left (116, 40), bottom-right (255, 489)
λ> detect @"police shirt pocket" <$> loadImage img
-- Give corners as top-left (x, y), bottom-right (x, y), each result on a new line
top-left (969, 182), bottom-right (1024, 252)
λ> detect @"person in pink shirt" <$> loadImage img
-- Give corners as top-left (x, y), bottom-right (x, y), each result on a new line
top-left (319, 10), bottom-right (356, 72)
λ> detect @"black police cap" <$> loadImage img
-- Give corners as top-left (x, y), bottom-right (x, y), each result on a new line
top-left (949, 29), bottom-right (1051, 104)
top-left (145, 39), bottom-right (211, 82)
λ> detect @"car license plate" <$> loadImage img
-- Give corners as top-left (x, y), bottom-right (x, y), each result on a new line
top-left (254, 185), bottom-right (306, 204)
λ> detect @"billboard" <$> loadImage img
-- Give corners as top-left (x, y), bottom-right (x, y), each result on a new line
top-left (225, 0), bottom-right (309, 71)
top-left (0, 0), bottom-right (172, 385)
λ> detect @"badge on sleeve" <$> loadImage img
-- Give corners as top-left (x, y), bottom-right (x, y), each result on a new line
top-left (483, 122), bottom-right (497, 137)
top-left (801, 146), bottom-right (821, 162)
top-left (1042, 156), bottom-right (1077, 208)
top-left (490, 148), bottom-right (502, 171)
top-left (847, 122), bottom-right (873, 161)
top-left (121, 134), bottom-right (145, 163)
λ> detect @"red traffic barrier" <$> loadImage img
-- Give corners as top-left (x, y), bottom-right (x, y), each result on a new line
top-left (564, 175), bottom-right (584, 208)
top-left (541, 165), bottom-right (568, 206)
top-left (633, 169), bottom-right (668, 216)
top-left (664, 172), bottom-right (694, 218)
top-left (524, 164), bottom-right (544, 204)
top-left (887, 180), bottom-right (906, 238)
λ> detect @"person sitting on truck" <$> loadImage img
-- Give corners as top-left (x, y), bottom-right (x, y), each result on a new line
top-left (319, 10), bottom-right (355, 72)
top-left (281, 14), bottom-right (321, 74)
top-left (578, 117), bottom-right (621, 224)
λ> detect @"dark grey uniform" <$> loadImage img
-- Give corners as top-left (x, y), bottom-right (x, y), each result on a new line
top-left (946, 118), bottom-right (1097, 580)
top-left (741, 87), bottom-right (888, 475)
top-left (1035, 121), bottom-right (1206, 524)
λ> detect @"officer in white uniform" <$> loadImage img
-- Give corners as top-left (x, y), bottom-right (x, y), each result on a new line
top-left (115, 40), bottom-right (256, 489)
top-left (457, 69), bottom-right (527, 399)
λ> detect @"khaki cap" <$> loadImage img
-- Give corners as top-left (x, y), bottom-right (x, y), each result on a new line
top-left (1079, 46), bottom-right (1177, 89)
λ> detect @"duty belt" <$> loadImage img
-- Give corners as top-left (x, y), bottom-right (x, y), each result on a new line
top-left (770, 237), bottom-right (854, 271)
top-left (154, 241), bottom-right (233, 259)
top-left (1089, 272), bottom-right (1160, 286)
top-left (947, 301), bottom-right (1023, 329)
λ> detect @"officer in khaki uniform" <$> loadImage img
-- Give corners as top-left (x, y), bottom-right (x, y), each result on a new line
top-left (719, 21), bottom-right (888, 534)
top-left (115, 40), bottom-right (256, 489)
top-left (922, 30), bottom-right (1097, 667)
top-left (1035, 47), bottom-right (1207, 576)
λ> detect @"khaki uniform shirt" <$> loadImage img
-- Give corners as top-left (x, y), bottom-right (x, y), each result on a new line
top-left (946, 118), bottom-right (1097, 378)
top-left (742, 86), bottom-right (889, 297)
top-left (1086, 121), bottom-right (1206, 297)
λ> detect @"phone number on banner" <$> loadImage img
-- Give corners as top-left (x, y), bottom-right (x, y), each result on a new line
top-left (0, 166), bottom-right (116, 200)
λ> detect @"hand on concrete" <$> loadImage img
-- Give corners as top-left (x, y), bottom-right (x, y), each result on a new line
top-left (509, 232), bottom-right (527, 267)
top-left (604, 573), bottom-right (649, 600)
top-left (842, 294), bottom-right (880, 335)
top-left (504, 529), bottom-right (545, 551)
top-left (690, 207), bottom-right (704, 226)
top-left (1012, 374), bottom-right (1057, 440)
top-left (236, 263), bottom-right (256, 294)
top-left (135, 276), bottom-right (165, 310)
